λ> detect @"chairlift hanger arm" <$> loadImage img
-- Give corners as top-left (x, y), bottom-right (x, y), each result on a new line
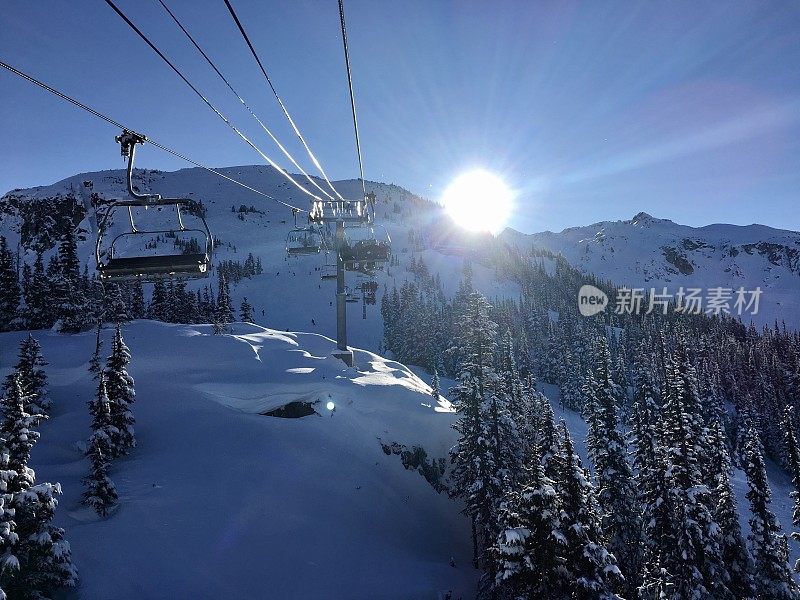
top-left (117, 131), bottom-right (161, 203)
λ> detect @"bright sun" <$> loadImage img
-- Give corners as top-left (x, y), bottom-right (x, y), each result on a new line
top-left (441, 169), bottom-right (513, 233)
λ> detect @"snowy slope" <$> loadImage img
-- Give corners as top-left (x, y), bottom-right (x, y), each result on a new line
top-left (0, 165), bottom-right (520, 352)
top-left (501, 212), bottom-right (800, 327)
top-left (3, 157), bottom-right (800, 593)
top-left (0, 321), bottom-right (477, 599)
top-left (2, 324), bottom-right (799, 598)
top-left (4, 166), bottom-right (800, 335)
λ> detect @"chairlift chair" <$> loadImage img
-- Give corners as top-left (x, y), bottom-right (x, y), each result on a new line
top-left (321, 259), bottom-right (338, 280)
top-left (345, 285), bottom-right (361, 303)
top-left (286, 208), bottom-right (322, 256)
top-left (340, 224), bottom-right (391, 274)
top-left (286, 227), bottom-right (322, 256)
top-left (362, 280), bottom-right (378, 305)
top-left (308, 196), bottom-right (372, 225)
top-left (96, 131), bottom-right (213, 281)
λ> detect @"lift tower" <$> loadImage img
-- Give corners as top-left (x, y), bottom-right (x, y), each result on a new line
top-left (308, 199), bottom-right (371, 366)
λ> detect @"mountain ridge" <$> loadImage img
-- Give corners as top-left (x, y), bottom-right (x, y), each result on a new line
top-left (3, 163), bottom-right (799, 327)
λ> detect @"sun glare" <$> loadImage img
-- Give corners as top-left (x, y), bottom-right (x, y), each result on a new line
top-left (441, 169), bottom-right (513, 233)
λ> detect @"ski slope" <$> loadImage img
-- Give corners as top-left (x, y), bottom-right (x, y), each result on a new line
top-left (0, 164), bottom-right (522, 352)
top-left (3, 166), bottom-right (800, 597)
top-left (0, 322), bottom-right (477, 599)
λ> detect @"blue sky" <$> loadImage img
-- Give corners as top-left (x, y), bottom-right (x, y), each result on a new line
top-left (2, 0), bottom-right (799, 233)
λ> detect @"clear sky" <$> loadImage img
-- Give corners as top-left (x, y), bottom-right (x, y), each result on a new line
top-left (2, 0), bottom-right (799, 234)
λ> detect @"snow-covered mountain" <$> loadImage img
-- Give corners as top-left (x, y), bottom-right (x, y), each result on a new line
top-left (0, 164), bottom-right (519, 351)
top-left (501, 212), bottom-right (800, 328)
top-left (4, 166), bottom-right (799, 335)
top-left (3, 166), bottom-right (800, 597)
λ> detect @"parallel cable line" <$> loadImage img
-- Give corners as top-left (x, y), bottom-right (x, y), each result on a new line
top-left (104, 0), bottom-right (323, 203)
top-left (337, 0), bottom-right (367, 205)
top-left (223, 0), bottom-right (346, 202)
top-left (0, 58), bottom-right (305, 212)
top-left (156, 0), bottom-right (335, 202)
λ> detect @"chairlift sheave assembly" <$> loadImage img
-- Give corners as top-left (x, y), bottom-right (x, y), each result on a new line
top-left (95, 131), bottom-right (214, 281)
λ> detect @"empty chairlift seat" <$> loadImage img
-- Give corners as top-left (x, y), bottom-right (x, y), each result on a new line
top-left (98, 251), bottom-right (210, 279)
top-left (95, 131), bottom-right (214, 281)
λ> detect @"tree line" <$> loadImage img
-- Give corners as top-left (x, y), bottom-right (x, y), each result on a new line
top-left (0, 222), bottom-right (264, 334)
top-left (0, 323), bottom-right (138, 599)
top-left (446, 287), bottom-right (800, 599)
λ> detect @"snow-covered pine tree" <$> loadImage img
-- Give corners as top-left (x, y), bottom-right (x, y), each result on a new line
top-left (660, 336), bottom-right (731, 599)
top-left (430, 368), bottom-right (440, 403)
top-left (104, 324), bottom-right (136, 456)
top-left (0, 376), bottom-right (77, 596)
top-left (106, 284), bottom-right (129, 324)
top-left (85, 274), bottom-right (105, 324)
top-left (515, 376), bottom-right (540, 466)
top-left (498, 330), bottom-right (521, 419)
top-left (630, 353), bottom-right (681, 599)
top-left (743, 422), bottom-right (800, 599)
top-left (213, 271), bottom-right (234, 334)
top-left (130, 279), bottom-right (146, 320)
top-left (83, 375), bottom-right (119, 527)
top-left (497, 330), bottom-right (528, 477)
top-left (734, 393), bottom-right (756, 468)
top-left (0, 237), bottom-right (20, 332)
top-left (493, 444), bottom-right (566, 598)
top-left (240, 297), bottom-right (254, 323)
top-left (0, 377), bottom-right (40, 497)
top-left (584, 337), bottom-right (642, 597)
top-left (556, 421), bottom-right (623, 599)
top-left (2, 335), bottom-right (49, 416)
top-left (558, 347), bottom-right (582, 411)
top-left (707, 418), bottom-right (756, 599)
top-left (148, 279), bottom-right (169, 321)
top-left (54, 216), bottom-right (91, 334)
top-left (482, 331), bottom-right (524, 492)
top-left (782, 405), bottom-right (800, 563)
top-left (11, 482), bottom-right (78, 596)
top-left (89, 322), bottom-right (103, 381)
top-left (184, 285), bottom-right (200, 324)
top-left (164, 279), bottom-right (177, 323)
top-left (448, 291), bottom-right (501, 573)
top-left (87, 375), bottom-right (118, 460)
top-left (24, 253), bottom-right (52, 330)
top-left (57, 215), bottom-right (80, 281)
top-left (0, 449), bottom-right (19, 598)
top-left (533, 388), bottom-right (560, 480)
